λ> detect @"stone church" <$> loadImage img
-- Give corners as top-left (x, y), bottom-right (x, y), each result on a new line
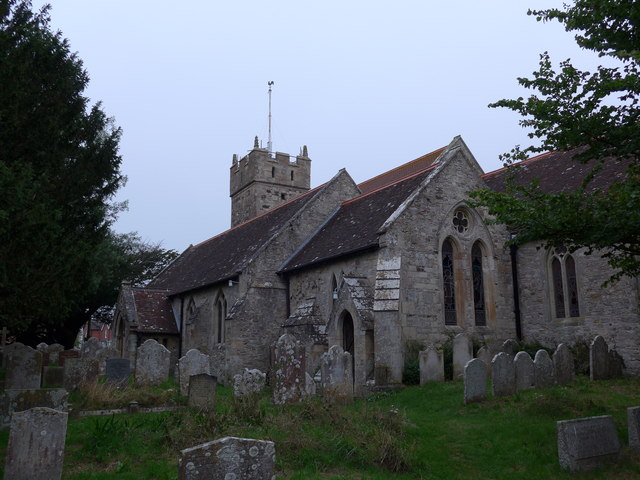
top-left (113, 135), bottom-right (639, 393)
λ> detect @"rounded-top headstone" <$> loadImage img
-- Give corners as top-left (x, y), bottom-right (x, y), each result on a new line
top-left (492, 352), bottom-right (515, 397)
top-left (534, 349), bottom-right (555, 388)
top-left (553, 343), bottom-right (575, 385)
top-left (464, 358), bottom-right (487, 404)
top-left (514, 351), bottom-right (534, 391)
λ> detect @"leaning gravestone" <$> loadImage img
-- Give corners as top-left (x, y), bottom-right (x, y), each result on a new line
top-left (491, 352), bottom-right (515, 397)
top-left (557, 415), bottom-right (620, 471)
top-left (628, 406), bottom-right (640, 450)
top-left (63, 358), bottom-right (99, 391)
top-left (105, 358), bottom-right (131, 386)
top-left (501, 338), bottom-right (519, 356)
top-left (464, 358), bottom-right (487, 404)
top-left (590, 335), bottom-right (609, 380)
top-left (178, 349), bottom-right (211, 397)
top-left (320, 345), bottom-right (353, 404)
top-left (188, 374), bottom-right (217, 410)
top-left (5, 343), bottom-right (42, 390)
top-left (453, 333), bottom-right (473, 379)
top-left (178, 436), bottom-right (276, 480)
top-left (514, 351), bottom-right (534, 391)
top-left (553, 343), bottom-right (575, 385)
top-left (233, 369), bottom-right (267, 398)
top-left (419, 347), bottom-right (444, 384)
top-left (0, 388), bottom-right (69, 429)
top-left (4, 407), bottom-right (68, 480)
top-left (272, 333), bottom-right (307, 405)
top-left (135, 339), bottom-right (171, 386)
top-left (534, 349), bottom-right (555, 388)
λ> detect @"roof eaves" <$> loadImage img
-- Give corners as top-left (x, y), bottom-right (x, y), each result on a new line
top-left (280, 243), bottom-right (379, 275)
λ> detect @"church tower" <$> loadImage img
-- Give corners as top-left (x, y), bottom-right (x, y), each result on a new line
top-left (229, 136), bottom-right (311, 227)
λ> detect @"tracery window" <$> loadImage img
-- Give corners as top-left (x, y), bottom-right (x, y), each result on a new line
top-left (549, 247), bottom-right (580, 318)
top-left (471, 242), bottom-right (486, 326)
top-left (442, 239), bottom-right (457, 325)
top-left (452, 210), bottom-right (469, 233)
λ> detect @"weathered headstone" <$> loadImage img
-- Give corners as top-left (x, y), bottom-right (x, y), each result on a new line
top-left (491, 352), bottom-right (515, 397)
top-left (0, 389), bottom-right (69, 429)
top-left (63, 358), bottom-right (99, 391)
top-left (233, 369), bottom-right (267, 397)
top-left (5, 343), bottom-right (42, 390)
top-left (135, 339), bottom-right (171, 386)
top-left (476, 346), bottom-right (492, 378)
top-left (57, 349), bottom-right (80, 367)
top-left (534, 349), bottom-right (555, 388)
top-left (514, 351), bottom-right (534, 391)
top-left (80, 338), bottom-right (117, 375)
top-left (188, 373), bottom-right (217, 410)
top-left (419, 347), bottom-right (444, 384)
top-left (464, 358), bottom-right (487, 404)
top-left (453, 333), bottom-right (473, 379)
top-left (628, 406), bottom-right (640, 450)
top-left (320, 345), bottom-right (353, 404)
top-left (557, 415), bottom-right (620, 471)
top-left (178, 349), bottom-right (211, 397)
top-left (553, 343), bottom-right (575, 385)
top-left (42, 366), bottom-right (65, 388)
top-left (3, 407), bottom-right (68, 479)
top-left (178, 436), bottom-right (276, 480)
top-left (272, 333), bottom-right (307, 405)
top-left (590, 336), bottom-right (609, 380)
top-left (501, 339), bottom-right (519, 356)
top-left (45, 344), bottom-right (65, 366)
top-left (105, 358), bottom-right (131, 386)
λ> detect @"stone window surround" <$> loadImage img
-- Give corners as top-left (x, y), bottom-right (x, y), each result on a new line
top-left (546, 248), bottom-right (582, 321)
top-left (213, 291), bottom-right (227, 344)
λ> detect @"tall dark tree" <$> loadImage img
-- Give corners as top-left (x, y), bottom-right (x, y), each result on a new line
top-left (0, 0), bottom-right (126, 346)
top-left (470, 0), bottom-right (640, 283)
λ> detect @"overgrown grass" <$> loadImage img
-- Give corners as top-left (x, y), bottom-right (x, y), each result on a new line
top-left (0, 377), bottom-right (639, 479)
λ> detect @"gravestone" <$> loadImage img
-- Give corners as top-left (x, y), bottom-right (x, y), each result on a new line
top-left (46, 344), bottom-right (65, 366)
top-left (233, 369), bottom-right (267, 397)
top-left (453, 333), bottom-right (473, 379)
top-left (534, 349), bottom-right (555, 388)
top-left (628, 406), bottom-right (640, 450)
top-left (272, 333), bottom-right (307, 405)
top-left (0, 388), bottom-right (69, 429)
top-left (476, 346), bottom-right (492, 378)
top-left (419, 347), bottom-right (444, 384)
top-left (57, 349), bottom-right (80, 367)
top-left (557, 415), bottom-right (620, 471)
top-left (590, 336), bottom-right (609, 380)
top-left (80, 338), bottom-right (117, 375)
top-left (105, 358), bottom-right (131, 386)
top-left (178, 436), bottom-right (276, 480)
top-left (5, 343), bottom-right (42, 390)
top-left (491, 352), bottom-right (515, 397)
top-left (501, 339), bottom-right (519, 356)
top-left (3, 407), bottom-right (68, 479)
top-left (188, 374), bottom-right (217, 410)
top-left (320, 345), bottom-right (353, 404)
top-left (135, 339), bottom-right (171, 386)
top-left (63, 358), bottom-right (99, 391)
top-left (178, 349), bottom-right (211, 397)
top-left (514, 351), bottom-right (534, 391)
top-left (42, 366), bottom-right (65, 388)
top-left (553, 343), bottom-right (575, 385)
top-left (464, 358), bottom-right (487, 404)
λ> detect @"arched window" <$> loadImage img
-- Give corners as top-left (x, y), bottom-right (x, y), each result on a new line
top-left (215, 294), bottom-right (226, 343)
top-left (331, 274), bottom-right (338, 302)
top-left (471, 242), bottom-right (486, 326)
top-left (442, 239), bottom-right (457, 325)
top-left (549, 248), bottom-right (580, 318)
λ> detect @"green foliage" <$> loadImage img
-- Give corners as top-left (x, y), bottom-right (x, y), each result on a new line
top-left (402, 340), bottom-right (424, 385)
top-left (470, 0), bottom-right (640, 283)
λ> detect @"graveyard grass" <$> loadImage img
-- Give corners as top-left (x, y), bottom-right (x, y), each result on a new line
top-left (0, 377), bottom-right (639, 479)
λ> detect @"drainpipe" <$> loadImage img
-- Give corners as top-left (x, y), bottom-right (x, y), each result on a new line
top-left (510, 243), bottom-right (522, 341)
top-left (284, 274), bottom-right (291, 319)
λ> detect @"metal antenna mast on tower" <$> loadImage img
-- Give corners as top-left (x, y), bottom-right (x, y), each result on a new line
top-left (267, 81), bottom-right (274, 153)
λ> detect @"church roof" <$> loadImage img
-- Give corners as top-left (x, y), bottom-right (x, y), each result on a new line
top-left (123, 286), bottom-right (178, 335)
top-left (483, 147), bottom-right (629, 193)
top-left (280, 164), bottom-right (438, 273)
top-left (148, 183), bottom-right (326, 295)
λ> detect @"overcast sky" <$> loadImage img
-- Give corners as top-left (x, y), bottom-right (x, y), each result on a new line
top-left (34, 1), bottom-right (603, 253)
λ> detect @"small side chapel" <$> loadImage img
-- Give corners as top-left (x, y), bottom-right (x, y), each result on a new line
top-left (113, 135), bottom-right (640, 392)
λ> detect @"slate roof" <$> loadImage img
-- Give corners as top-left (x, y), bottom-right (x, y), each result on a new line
top-left (483, 148), bottom-right (629, 194)
top-left (126, 286), bottom-right (178, 335)
top-left (280, 164), bottom-right (438, 273)
top-left (148, 183), bottom-right (326, 295)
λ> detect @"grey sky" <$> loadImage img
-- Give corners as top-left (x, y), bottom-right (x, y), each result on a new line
top-left (35, 1), bottom-right (602, 252)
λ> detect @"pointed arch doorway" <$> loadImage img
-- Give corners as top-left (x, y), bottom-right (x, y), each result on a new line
top-left (340, 311), bottom-right (355, 382)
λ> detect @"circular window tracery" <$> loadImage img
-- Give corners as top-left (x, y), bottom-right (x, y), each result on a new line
top-left (452, 210), bottom-right (469, 233)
